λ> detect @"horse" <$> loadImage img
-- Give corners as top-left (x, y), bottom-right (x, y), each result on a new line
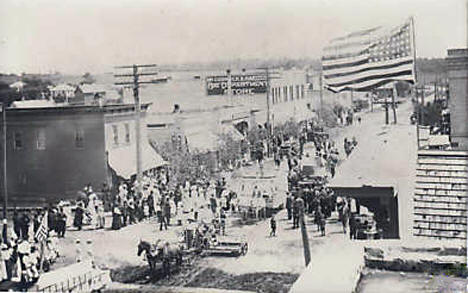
top-left (137, 239), bottom-right (160, 272)
top-left (137, 240), bottom-right (183, 277)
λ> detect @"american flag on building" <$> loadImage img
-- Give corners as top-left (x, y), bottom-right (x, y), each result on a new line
top-left (322, 18), bottom-right (416, 93)
top-left (35, 212), bottom-right (48, 242)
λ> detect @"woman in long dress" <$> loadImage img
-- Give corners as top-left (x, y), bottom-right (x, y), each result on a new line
top-left (73, 202), bottom-right (84, 231)
top-left (111, 201), bottom-right (121, 230)
top-left (0, 244), bottom-right (8, 281)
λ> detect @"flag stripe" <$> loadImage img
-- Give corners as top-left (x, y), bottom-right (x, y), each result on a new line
top-left (322, 48), bottom-right (370, 61)
top-left (326, 71), bottom-right (414, 93)
top-left (327, 77), bottom-right (414, 93)
top-left (324, 59), bottom-right (413, 79)
top-left (325, 69), bottom-right (412, 88)
top-left (35, 212), bottom-right (48, 241)
top-left (323, 40), bottom-right (370, 52)
top-left (325, 63), bottom-right (413, 85)
top-left (322, 57), bottom-right (369, 71)
top-left (324, 56), bottom-right (413, 75)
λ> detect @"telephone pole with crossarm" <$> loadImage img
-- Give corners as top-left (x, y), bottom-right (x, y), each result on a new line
top-left (114, 64), bottom-right (159, 196)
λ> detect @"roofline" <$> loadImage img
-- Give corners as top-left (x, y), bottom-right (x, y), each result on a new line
top-left (6, 103), bottom-right (152, 115)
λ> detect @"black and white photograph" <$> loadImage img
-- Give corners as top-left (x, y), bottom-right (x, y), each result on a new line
top-left (0, 0), bottom-right (467, 292)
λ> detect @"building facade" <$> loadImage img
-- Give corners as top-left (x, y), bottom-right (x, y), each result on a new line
top-left (447, 48), bottom-right (468, 149)
top-left (3, 104), bottom-right (164, 206)
top-left (412, 49), bottom-right (468, 240)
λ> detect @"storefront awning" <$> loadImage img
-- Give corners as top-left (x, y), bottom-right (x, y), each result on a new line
top-left (220, 124), bottom-right (244, 141)
top-left (186, 131), bottom-right (219, 153)
top-left (108, 143), bottom-right (167, 179)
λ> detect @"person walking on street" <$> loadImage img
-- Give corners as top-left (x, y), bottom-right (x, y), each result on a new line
top-left (317, 208), bottom-right (326, 236)
top-left (164, 198), bottom-right (171, 226)
top-left (73, 202), bottom-right (84, 231)
top-left (20, 213), bottom-right (30, 241)
top-left (286, 193), bottom-right (293, 220)
top-left (158, 205), bottom-right (167, 231)
top-left (57, 208), bottom-right (67, 237)
top-left (270, 215), bottom-right (277, 237)
top-left (13, 210), bottom-right (21, 239)
top-left (349, 214), bottom-right (357, 240)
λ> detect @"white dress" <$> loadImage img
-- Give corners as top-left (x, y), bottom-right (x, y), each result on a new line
top-left (0, 249), bottom-right (8, 281)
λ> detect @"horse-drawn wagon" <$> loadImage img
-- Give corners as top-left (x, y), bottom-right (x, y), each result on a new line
top-left (181, 223), bottom-right (248, 257)
top-left (200, 234), bottom-right (248, 257)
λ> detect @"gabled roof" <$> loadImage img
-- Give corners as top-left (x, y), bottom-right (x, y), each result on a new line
top-left (51, 83), bottom-right (75, 91)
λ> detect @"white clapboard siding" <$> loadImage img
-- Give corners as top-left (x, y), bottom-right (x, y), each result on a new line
top-left (413, 149), bottom-right (468, 240)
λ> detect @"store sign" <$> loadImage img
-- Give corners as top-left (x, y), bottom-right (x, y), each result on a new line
top-left (206, 74), bottom-right (267, 96)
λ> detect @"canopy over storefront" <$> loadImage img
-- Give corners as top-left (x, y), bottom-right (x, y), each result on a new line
top-left (108, 143), bottom-right (167, 179)
top-left (185, 131), bottom-right (219, 153)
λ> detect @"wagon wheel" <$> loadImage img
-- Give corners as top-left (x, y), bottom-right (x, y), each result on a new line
top-left (241, 244), bottom-right (248, 255)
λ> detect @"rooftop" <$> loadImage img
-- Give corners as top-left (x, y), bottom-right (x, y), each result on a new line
top-left (6, 103), bottom-right (151, 116)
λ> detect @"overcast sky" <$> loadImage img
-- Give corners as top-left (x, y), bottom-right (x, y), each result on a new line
top-left (0, 0), bottom-right (466, 74)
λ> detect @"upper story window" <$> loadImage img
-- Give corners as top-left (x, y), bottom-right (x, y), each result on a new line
top-left (13, 131), bottom-right (23, 150)
top-left (36, 128), bottom-right (46, 150)
top-left (112, 125), bottom-right (119, 146)
top-left (75, 128), bottom-right (85, 148)
top-left (124, 123), bottom-right (130, 143)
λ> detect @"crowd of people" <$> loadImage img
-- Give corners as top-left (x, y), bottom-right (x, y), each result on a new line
top-left (280, 124), bottom-right (361, 238)
top-left (0, 209), bottom-right (60, 290)
top-left (106, 168), bottom-right (243, 236)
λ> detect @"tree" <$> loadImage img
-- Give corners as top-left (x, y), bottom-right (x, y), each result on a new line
top-left (82, 72), bottom-right (96, 84)
top-left (218, 133), bottom-right (243, 170)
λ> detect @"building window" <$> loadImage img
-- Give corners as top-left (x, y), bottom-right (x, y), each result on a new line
top-left (290, 85), bottom-right (295, 100)
top-left (13, 131), bottom-right (22, 150)
top-left (19, 173), bottom-right (27, 185)
top-left (301, 85), bottom-right (305, 99)
top-left (283, 86), bottom-right (287, 102)
top-left (36, 128), bottom-right (46, 150)
top-left (296, 85), bottom-right (300, 99)
top-left (75, 128), bottom-right (85, 148)
top-left (124, 123), bottom-right (130, 143)
top-left (112, 125), bottom-right (119, 146)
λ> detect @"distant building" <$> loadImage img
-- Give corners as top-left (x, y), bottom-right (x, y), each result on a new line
top-left (49, 84), bottom-right (76, 103)
top-left (72, 84), bottom-right (107, 106)
top-left (269, 70), bottom-right (313, 124)
top-left (446, 48), bottom-right (468, 149)
top-left (9, 81), bottom-right (26, 92)
top-left (2, 104), bottom-right (166, 206)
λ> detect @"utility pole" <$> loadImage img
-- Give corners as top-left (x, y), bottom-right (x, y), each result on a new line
top-left (384, 94), bottom-right (389, 125)
top-left (257, 67), bottom-right (280, 157)
top-left (392, 82), bottom-right (398, 124)
top-left (319, 71), bottom-right (323, 122)
top-left (227, 69), bottom-right (233, 107)
top-left (300, 213), bottom-right (311, 266)
top-left (114, 64), bottom-right (159, 196)
top-left (1, 103), bottom-right (7, 242)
